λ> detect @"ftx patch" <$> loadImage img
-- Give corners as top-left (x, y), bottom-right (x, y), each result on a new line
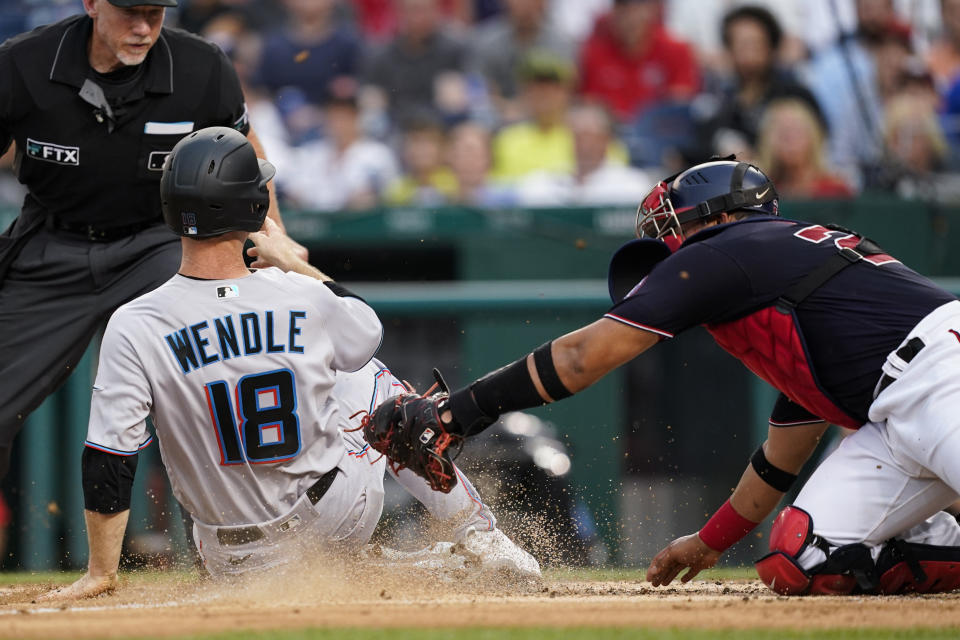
top-left (26, 138), bottom-right (79, 165)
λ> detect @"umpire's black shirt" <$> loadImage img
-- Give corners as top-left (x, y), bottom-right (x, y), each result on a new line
top-left (0, 15), bottom-right (249, 227)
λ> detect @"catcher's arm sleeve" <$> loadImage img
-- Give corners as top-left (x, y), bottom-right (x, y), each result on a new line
top-left (445, 317), bottom-right (660, 435)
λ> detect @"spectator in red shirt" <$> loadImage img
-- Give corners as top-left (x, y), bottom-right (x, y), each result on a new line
top-left (579, 0), bottom-right (700, 121)
top-left (350, 0), bottom-right (474, 41)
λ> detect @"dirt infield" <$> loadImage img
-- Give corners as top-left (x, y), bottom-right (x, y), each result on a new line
top-left (2, 568), bottom-right (960, 639)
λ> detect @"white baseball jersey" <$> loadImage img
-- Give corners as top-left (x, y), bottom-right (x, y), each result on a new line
top-left (85, 268), bottom-right (383, 527)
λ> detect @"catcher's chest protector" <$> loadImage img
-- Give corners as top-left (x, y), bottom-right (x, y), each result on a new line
top-left (706, 308), bottom-right (861, 429)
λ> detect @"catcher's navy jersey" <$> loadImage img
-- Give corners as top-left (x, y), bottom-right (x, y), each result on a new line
top-left (606, 217), bottom-right (956, 424)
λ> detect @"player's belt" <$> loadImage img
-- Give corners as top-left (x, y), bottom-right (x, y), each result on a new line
top-left (876, 337), bottom-right (925, 396)
top-left (216, 467), bottom-right (341, 546)
top-left (48, 216), bottom-right (159, 242)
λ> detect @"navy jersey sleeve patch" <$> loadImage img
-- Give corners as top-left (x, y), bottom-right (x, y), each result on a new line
top-left (604, 242), bottom-right (752, 338)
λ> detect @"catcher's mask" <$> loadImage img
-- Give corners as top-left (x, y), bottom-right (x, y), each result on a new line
top-left (161, 126), bottom-right (275, 238)
top-left (636, 158), bottom-right (779, 244)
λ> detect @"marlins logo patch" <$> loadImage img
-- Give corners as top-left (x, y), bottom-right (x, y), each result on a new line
top-left (26, 138), bottom-right (79, 165)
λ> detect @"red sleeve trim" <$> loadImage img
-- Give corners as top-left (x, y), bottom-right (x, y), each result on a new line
top-left (603, 313), bottom-right (674, 338)
top-left (768, 418), bottom-right (826, 427)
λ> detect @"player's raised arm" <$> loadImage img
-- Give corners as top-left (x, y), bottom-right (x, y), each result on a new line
top-left (247, 217), bottom-right (326, 278)
top-left (246, 125), bottom-right (309, 262)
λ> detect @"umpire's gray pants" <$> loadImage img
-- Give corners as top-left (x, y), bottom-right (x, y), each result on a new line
top-left (0, 220), bottom-right (180, 477)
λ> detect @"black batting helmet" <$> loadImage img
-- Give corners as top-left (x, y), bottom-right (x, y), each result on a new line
top-left (161, 126), bottom-right (275, 238)
top-left (636, 158), bottom-right (778, 243)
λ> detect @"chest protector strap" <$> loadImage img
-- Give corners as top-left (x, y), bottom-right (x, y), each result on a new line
top-left (775, 230), bottom-right (884, 312)
top-left (707, 227), bottom-right (886, 429)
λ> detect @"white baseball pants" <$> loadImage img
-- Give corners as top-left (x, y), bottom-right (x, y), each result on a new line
top-left (795, 300), bottom-right (960, 568)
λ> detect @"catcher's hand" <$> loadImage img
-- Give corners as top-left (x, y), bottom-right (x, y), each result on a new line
top-left (646, 532), bottom-right (721, 586)
top-left (362, 370), bottom-right (464, 493)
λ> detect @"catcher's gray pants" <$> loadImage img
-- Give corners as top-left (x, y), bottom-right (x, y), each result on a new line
top-left (0, 219), bottom-right (180, 479)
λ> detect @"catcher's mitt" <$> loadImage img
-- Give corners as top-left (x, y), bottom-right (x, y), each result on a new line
top-left (362, 370), bottom-right (464, 493)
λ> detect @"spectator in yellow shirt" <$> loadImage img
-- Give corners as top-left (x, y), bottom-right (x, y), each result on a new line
top-left (493, 51), bottom-right (626, 181)
top-left (386, 114), bottom-right (458, 206)
top-left (492, 51), bottom-right (576, 180)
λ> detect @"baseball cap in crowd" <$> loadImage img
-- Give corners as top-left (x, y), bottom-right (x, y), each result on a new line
top-left (324, 77), bottom-right (360, 110)
top-left (518, 51), bottom-right (576, 85)
top-left (108, 0), bottom-right (178, 7)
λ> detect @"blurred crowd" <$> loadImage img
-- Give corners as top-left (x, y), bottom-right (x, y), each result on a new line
top-left (4, 0), bottom-right (960, 211)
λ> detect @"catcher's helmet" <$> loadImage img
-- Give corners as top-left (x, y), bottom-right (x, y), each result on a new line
top-left (636, 159), bottom-right (778, 242)
top-left (161, 126), bottom-right (275, 238)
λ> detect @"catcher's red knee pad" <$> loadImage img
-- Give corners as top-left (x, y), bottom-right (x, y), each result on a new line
top-left (756, 505), bottom-right (817, 595)
top-left (755, 552), bottom-right (814, 595)
top-left (754, 506), bottom-right (859, 596)
top-left (877, 541), bottom-right (960, 594)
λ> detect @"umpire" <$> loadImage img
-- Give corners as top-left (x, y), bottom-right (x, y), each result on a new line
top-left (0, 0), bottom-right (301, 480)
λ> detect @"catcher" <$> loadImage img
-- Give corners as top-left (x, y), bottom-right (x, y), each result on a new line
top-left (364, 158), bottom-right (960, 595)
